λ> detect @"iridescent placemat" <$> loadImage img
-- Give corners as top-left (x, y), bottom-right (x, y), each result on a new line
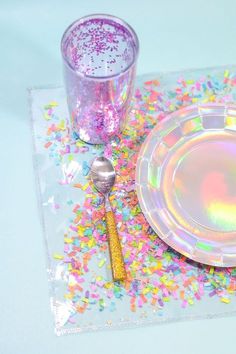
top-left (29, 66), bottom-right (236, 336)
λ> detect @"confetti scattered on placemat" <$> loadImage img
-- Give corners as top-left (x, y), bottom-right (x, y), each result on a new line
top-left (31, 67), bottom-right (236, 335)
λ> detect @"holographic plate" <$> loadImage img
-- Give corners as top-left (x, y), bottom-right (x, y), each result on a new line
top-left (136, 103), bottom-right (236, 267)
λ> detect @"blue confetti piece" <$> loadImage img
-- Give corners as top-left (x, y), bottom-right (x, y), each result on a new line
top-left (82, 161), bottom-right (90, 176)
top-left (73, 131), bottom-right (79, 140)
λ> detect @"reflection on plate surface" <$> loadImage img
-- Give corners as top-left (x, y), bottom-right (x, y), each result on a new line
top-left (136, 104), bottom-right (236, 267)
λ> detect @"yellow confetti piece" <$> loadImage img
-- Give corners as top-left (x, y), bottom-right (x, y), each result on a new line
top-left (186, 79), bottom-right (195, 84)
top-left (188, 298), bottom-right (194, 305)
top-left (104, 282), bottom-right (113, 289)
top-left (44, 112), bottom-right (51, 120)
top-left (82, 183), bottom-right (89, 191)
top-left (220, 297), bottom-right (230, 304)
top-left (124, 250), bottom-right (130, 259)
top-left (68, 279), bottom-right (77, 287)
top-left (98, 259), bottom-right (106, 268)
top-left (77, 225), bottom-right (85, 232)
top-left (64, 237), bottom-right (73, 244)
top-left (165, 253), bottom-right (172, 261)
top-left (160, 275), bottom-right (168, 284)
top-left (149, 106), bottom-right (155, 111)
top-left (165, 280), bottom-right (174, 287)
top-left (87, 239), bottom-right (95, 248)
top-left (49, 101), bottom-right (58, 107)
top-left (76, 140), bottom-right (85, 147)
top-left (143, 267), bottom-right (152, 275)
top-left (142, 287), bottom-right (151, 295)
top-left (138, 242), bottom-right (143, 251)
top-left (224, 69), bottom-right (230, 78)
top-left (209, 95), bottom-right (216, 102)
top-left (130, 261), bottom-right (138, 269)
top-left (68, 263), bottom-right (72, 271)
top-left (53, 253), bottom-right (64, 260)
top-left (58, 120), bottom-right (66, 130)
top-left (152, 288), bottom-right (159, 294)
top-left (209, 267), bottom-right (214, 275)
top-left (155, 261), bottom-right (162, 270)
top-left (122, 92), bottom-right (127, 100)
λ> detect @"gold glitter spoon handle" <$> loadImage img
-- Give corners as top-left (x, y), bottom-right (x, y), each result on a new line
top-left (105, 196), bottom-right (127, 281)
top-left (90, 156), bottom-right (127, 282)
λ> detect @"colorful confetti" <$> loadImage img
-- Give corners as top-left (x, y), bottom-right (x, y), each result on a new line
top-left (33, 68), bottom-right (236, 334)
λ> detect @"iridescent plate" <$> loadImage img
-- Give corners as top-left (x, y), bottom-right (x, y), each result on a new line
top-left (136, 103), bottom-right (236, 267)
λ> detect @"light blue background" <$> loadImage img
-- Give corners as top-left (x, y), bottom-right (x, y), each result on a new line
top-left (1, 1), bottom-right (236, 353)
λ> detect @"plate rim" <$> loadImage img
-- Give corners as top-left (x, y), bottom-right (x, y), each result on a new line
top-left (135, 102), bottom-right (236, 267)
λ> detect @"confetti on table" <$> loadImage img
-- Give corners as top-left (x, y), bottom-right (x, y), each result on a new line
top-left (35, 68), bottom-right (236, 333)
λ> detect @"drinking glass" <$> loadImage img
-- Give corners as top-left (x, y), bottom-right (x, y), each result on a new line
top-left (61, 14), bottom-right (139, 144)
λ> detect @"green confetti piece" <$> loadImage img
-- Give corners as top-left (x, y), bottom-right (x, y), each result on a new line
top-left (224, 69), bottom-right (230, 78)
top-left (196, 242), bottom-right (213, 251)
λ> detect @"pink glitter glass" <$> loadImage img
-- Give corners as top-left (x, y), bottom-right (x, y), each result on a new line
top-left (61, 14), bottom-right (139, 144)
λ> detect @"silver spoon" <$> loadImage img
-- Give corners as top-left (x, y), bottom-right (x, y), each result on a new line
top-left (90, 156), bottom-right (126, 282)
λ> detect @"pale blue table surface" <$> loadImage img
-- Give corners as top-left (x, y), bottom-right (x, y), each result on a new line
top-left (1, 1), bottom-right (236, 353)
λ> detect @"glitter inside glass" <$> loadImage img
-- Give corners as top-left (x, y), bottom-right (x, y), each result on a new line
top-left (29, 66), bottom-right (236, 336)
top-left (61, 14), bottom-right (139, 144)
top-left (136, 103), bottom-right (236, 267)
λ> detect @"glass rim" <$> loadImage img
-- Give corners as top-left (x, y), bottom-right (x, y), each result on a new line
top-left (61, 13), bottom-right (139, 80)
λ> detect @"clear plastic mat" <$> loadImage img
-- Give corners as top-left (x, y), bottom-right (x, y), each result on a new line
top-left (29, 65), bottom-right (236, 336)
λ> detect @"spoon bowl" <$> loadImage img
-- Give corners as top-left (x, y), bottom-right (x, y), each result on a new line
top-left (90, 157), bottom-right (116, 194)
